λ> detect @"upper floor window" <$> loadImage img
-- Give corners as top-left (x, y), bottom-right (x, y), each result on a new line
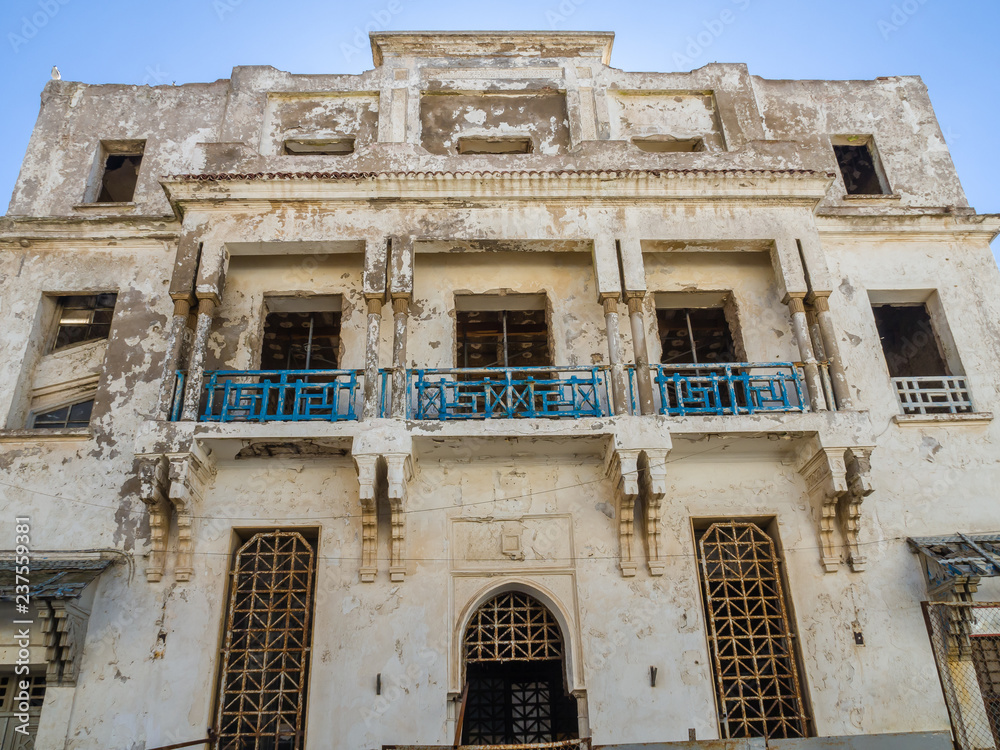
top-left (51, 293), bottom-right (117, 351)
top-left (261, 297), bottom-right (341, 370)
top-left (457, 136), bottom-right (533, 155)
top-left (87, 140), bottom-right (145, 203)
top-left (283, 137), bottom-right (355, 156)
top-left (656, 306), bottom-right (737, 365)
top-left (455, 297), bottom-right (550, 369)
top-left (832, 135), bottom-right (890, 196)
top-left (31, 399), bottom-right (93, 429)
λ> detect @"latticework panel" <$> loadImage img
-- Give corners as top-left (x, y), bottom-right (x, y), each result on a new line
top-left (464, 592), bottom-right (564, 663)
top-left (972, 636), bottom-right (1000, 745)
top-left (697, 522), bottom-right (809, 739)
top-left (215, 531), bottom-right (316, 750)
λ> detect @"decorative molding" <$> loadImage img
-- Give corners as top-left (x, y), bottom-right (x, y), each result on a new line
top-left (39, 599), bottom-right (90, 686)
top-left (385, 452), bottom-right (413, 582)
top-left (354, 453), bottom-right (379, 583)
top-left (843, 447), bottom-right (874, 572)
top-left (607, 448), bottom-right (641, 577)
top-left (138, 455), bottom-right (169, 583)
top-left (640, 450), bottom-right (669, 576)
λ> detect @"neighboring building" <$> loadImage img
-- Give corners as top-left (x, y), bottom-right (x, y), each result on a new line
top-left (2, 29), bottom-right (1000, 750)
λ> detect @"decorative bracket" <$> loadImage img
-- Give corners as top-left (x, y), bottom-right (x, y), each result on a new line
top-left (354, 454), bottom-right (379, 583)
top-left (138, 455), bottom-right (170, 583)
top-left (843, 447), bottom-right (874, 572)
top-left (39, 599), bottom-right (91, 686)
top-left (640, 449), bottom-right (669, 576)
top-left (608, 448), bottom-right (641, 577)
top-left (385, 453), bottom-right (413, 582)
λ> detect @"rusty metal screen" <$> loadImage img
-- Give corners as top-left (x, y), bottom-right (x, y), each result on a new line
top-left (464, 592), bottom-right (564, 663)
top-left (925, 601), bottom-right (1000, 749)
top-left (215, 531), bottom-right (316, 750)
top-left (696, 522), bottom-right (809, 739)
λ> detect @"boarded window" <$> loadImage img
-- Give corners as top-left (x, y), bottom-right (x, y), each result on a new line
top-left (833, 139), bottom-right (888, 195)
top-left (656, 307), bottom-right (736, 365)
top-left (872, 304), bottom-right (947, 377)
top-left (215, 531), bottom-right (317, 750)
top-left (261, 311), bottom-right (341, 370)
top-left (31, 399), bottom-right (93, 429)
top-left (51, 293), bottom-right (117, 351)
top-left (456, 309), bottom-right (549, 369)
top-left (696, 521), bottom-right (809, 739)
top-left (0, 670), bottom-right (46, 747)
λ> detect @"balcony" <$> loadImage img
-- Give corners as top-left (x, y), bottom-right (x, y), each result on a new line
top-left (893, 375), bottom-right (973, 415)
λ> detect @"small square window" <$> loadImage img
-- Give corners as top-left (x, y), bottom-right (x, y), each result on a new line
top-left (51, 293), bottom-right (117, 351)
top-left (833, 136), bottom-right (889, 195)
top-left (89, 141), bottom-right (145, 203)
top-left (31, 399), bottom-right (93, 429)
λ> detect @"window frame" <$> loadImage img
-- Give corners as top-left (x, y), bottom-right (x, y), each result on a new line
top-left (831, 134), bottom-right (892, 197)
top-left (47, 292), bottom-right (118, 354)
top-left (84, 139), bottom-right (146, 204)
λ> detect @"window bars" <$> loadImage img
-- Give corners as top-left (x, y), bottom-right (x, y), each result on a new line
top-left (215, 531), bottom-right (316, 750)
top-left (696, 522), bottom-right (809, 739)
top-left (464, 592), bottom-right (564, 663)
top-left (893, 376), bottom-right (973, 415)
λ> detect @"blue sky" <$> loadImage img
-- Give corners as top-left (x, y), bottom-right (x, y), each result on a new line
top-left (1, 0), bottom-right (998, 250)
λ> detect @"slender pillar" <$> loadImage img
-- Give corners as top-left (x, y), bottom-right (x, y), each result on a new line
top-left (362, 297), bottom-right (383, 419)
top-left (787, 294), bottom-right (827, 412)
top-left (813, 294), bottom-right (854, 410)
top-left (180, 297), bottom-right (217, 421)
top-left (155, 297), bottom-right (193, 419)
top-left (602, 294), bottom-right (628, 415)
top-left (390, 297), bottom-right (409, 419)
top-left (626, 294), bottom-right (655, 415)
top-left (808, 307), bottom-right (837, 413)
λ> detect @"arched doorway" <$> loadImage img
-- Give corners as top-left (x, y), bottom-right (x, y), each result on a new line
top-left (461, 591), bottom-right (579, 745)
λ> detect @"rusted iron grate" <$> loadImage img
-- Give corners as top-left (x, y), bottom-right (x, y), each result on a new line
top-left (697, 522), bottom-right (809, 739)
top-left (215, 531), bottom-right (316, 750)
top-left (464, 592), bottom-right (564, 663)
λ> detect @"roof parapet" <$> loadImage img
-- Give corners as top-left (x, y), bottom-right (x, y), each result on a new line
top-left (369, 30), bottom-right (614, 66)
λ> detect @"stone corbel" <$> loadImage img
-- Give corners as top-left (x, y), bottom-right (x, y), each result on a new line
top-left (385, 453), bottom-right (413, 582)
top-left (799, 447), bottom-right (848, 572)
top-left (843, 447), bottom-right (874, 572)
top-left (354, 454), bottom-right (379, 583)
top-left (640, 449), bottom-right (669, 576)
top-left (39, 600), bottom-right (90, 686)
top-left (166, 442), bottom-right (215, 582)
top-left (608, 448), bottom-right (641, 577)
top-left (138, 455), bottom-right (170, 582)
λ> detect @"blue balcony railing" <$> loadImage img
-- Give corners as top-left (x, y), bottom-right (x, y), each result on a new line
top-left (198, 369), bottom-right (364, 422)
top-left (408, 366), bottom-right (610, 420)
top-left (629, 362), bottom-right (806, 416)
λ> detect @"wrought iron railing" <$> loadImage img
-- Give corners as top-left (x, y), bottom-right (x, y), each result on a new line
top-left (197, 369), bottom-right (364, 422)
top-left (894, 375), bottom-right (973, 415)
top-left (629, 362), bottom-right (806, 416)
top-left (408, 366), bottom-right (609, 420)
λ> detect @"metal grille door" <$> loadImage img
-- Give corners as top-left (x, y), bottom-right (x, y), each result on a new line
top-left (697, 522), bottom-right (809, 739)
top-left (215, 531), bottom-right (316, 750)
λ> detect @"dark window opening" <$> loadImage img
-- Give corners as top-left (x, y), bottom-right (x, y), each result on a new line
top-left (96, 152), bottom-right (143, 202)
top-left (456, 309), bottom-right (549, 369)
top-left (872, 304), bottom-right (947, 378)
top-left (833, 142), bottom-right (887, 195)
top-left (696, 521), bottom-right (809, 739)
top-left (656, 307), bottom-right (736, 365)
top-left (632, 135), bottom-right (705, 153)
top-left (457, 136), bottom-right (533, 155)
top-left (32, 399), bottom-right (93, 429)
top-left (284, 138), bottom-right (355, 156)
top-left (52, 293), bottom-right (117, 350)
top-left (261, 311), bottom-right (341, 371)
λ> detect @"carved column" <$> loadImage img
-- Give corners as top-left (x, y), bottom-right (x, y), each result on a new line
top-left (602, 295), bottom-right (629, 415)
top-left (800, 448), bottom-right (848, 572)
top-left (355, 454), bottom-right (379, 582)
top-left (390, 297), bottom-right (409, 419)
top-left (640, 449), bottom-right (669, 575)
top-left (813, 294), bottom-right (853, 410)
top-left (363, 297), bottom-right (384, 419)
top-left (843, 447), bottom-right (874, 572)
top-left (180, 244), bottom-right (228, 422)
top-left (138, 456), bottom-right (170, 582)
top-left (155, 297), bottom-right (193, 419)
top-left (787, 294), bottom-right (827, 412)
top-left (385, 453), bottom-right (413, 582)
top-left (626, 294), bottom-right (655, 415)
top-left (608, 448), bottom-right (641, 576)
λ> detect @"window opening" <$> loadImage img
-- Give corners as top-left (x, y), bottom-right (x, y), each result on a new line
top-left (833, 140), bottom-right (887, 196)
top-left (261, 311), bottom-right (341, 371)
top-left (51, 293), bottom-right (117, 351)
top-left (871, 304), bottom-right (946, 378)
top-left (457, 136), bottom-right (533, 155)
top-left (283, 138), bottom-right (355, 156)
top-left (31, 399), bottom-right (93, 429)
top-left (96, 151), bottom-right (143, 203)
top-left (215, 531), bottom-right (317, 750)
top-left (456, 309), bottom-right (549, 370)
top-left (0, 670), bottom-right (46, 748)
top-left (632, 135), bottom-right (705, 153)
top-left (461, 591), bottom-right (578, 745)
top-left (696, 521), bottom-right (809, 739)
top-left (656, 307), bottom-right (736, 365)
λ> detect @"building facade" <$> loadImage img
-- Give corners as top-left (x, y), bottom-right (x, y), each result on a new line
top-left (1, 30), bottom-right (1000, 750)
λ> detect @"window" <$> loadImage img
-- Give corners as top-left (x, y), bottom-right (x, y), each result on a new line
top-left (696, 521), bottom-right (810, 739)
top-left (215, 530), bottom-right (317, 750)
top-left (632, 135), bottom-right (705, 153)
top-left (51, 293), bottom-right (117, 351)
top-left (261, 308), bottom-right (341, 370)
top-left (832, 136), bottom-right (889, 195)
top-left (656, 307), bottom-right (736, 365)
top-left (456, 307), bottom-right (550, 369)
top-left (0, 670), bottom-right (46, 747)
top-left (872, 304), bottom-right (947, 378)
top-left (31, 399), bottom-right (93, 429)
top-left (461, 591), bottom-right (578, 745)
top-left (90, 141), bottom-right (145, 203)
top-left (283, 138), bottom-right (355, 156)
top-left (457, 136), bottom-right (533, 155)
